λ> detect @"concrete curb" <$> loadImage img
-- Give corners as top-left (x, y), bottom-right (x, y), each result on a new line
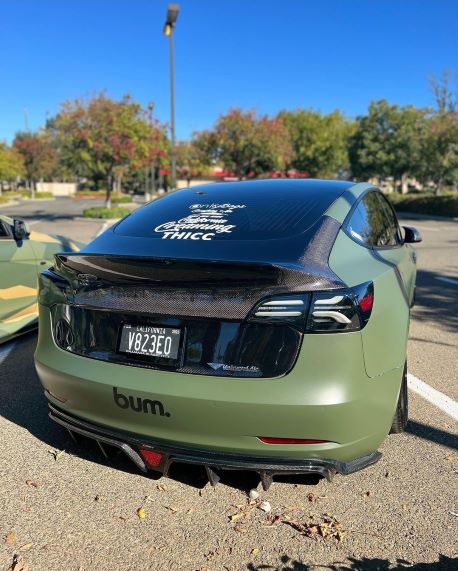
top-left (396, 211), bottom-right (458, 222)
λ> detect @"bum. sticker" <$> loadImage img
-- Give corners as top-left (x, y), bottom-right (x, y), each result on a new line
top-left (154, 203), bottom-right (246, 240)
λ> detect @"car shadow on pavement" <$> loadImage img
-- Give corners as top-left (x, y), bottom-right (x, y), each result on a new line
top-left (246, 553), bottom-right (457, 570)
top-left (406, 420), bottom-right (458, 451)
top-left (412, 269), bottom-right (458, 334)
top-left (0, 335), bottom-right (323, 491)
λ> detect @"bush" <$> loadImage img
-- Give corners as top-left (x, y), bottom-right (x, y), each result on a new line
top-left (83, 206), bottom-right (131, 219)
top-left (76, 190), bottom-right (106, 197)
top-left (389, 192), bottom-right (458, 217)
top-left (17, 190), bottom-right (54, 199)
top-left (111, 195), bottom-right (132, 204)
top-left (1, 191), bottom-right (21, 198)
top-left (0, 195), bottom-right (11, 204)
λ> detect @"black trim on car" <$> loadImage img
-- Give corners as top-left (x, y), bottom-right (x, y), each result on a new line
top-left (46, 399), bottom-right (382, 490)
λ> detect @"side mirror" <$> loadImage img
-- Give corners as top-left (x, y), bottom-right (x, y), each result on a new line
top-left (13, 218), bottom-right (30, 241)
top-left (403, 226), bottom-right (422, 244)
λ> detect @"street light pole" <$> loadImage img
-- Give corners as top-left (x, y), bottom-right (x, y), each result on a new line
top-left (163, 4), bottom-right (179, 191)
top-left (168, 29), bottom-right (176, 190)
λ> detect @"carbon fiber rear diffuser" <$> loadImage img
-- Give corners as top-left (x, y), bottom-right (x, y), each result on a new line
top-left (48, 403), bottom-right (381, 490)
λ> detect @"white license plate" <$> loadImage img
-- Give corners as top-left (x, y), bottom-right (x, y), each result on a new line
top-left (119, 324), bottom-right (181, 360)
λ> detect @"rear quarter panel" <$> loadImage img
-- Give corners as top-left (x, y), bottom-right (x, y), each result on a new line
top-left (329, 230), bottom-right (409, 378)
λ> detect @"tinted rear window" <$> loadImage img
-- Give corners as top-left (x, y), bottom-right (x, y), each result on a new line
top-left (114, 180), bottom-right (349, 242)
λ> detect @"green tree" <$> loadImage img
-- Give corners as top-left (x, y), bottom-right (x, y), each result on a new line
top-left (419, 71), bottom-right (458, 192)
top-left (206, 108), bottom-right (293, 179)
top-left (349, 100), bottom-right (427, 192)
top-left (0, 144), bottom-right (24, 193)
top-left (279, 109), bottom-right (353, 178)
top-left (47, 94), bottom-right (169, 207)
top-left (13, 132), bottom-right (57, 195)
top-left (176, 139), bottom-right (210, 186)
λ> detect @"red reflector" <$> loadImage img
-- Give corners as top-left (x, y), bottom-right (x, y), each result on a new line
top-left (139, 448), bottom-right (163, 467)
top-left (258, 437), bottom-right (328, 445)
top-left (359, 293), bottom-right (374, 313)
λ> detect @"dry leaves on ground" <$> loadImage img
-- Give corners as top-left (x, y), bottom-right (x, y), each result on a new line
top-left (5, 532), bottom-right (17, 545)
top-left (283, 513), bottom-right (346, 542)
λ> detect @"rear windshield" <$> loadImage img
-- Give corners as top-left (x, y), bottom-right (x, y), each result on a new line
top-left (114, 180), bottom-right (349, 242)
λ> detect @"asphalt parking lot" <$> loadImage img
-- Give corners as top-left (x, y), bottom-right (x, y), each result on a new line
top-left (0, 199), bottom-right (457, 571)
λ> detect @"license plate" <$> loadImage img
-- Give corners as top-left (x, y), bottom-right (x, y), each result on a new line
top-left (119, 324), bottom-right (181, 360)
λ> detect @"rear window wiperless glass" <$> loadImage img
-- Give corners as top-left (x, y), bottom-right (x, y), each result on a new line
top-left (114, 180), bottom-right (351, 242)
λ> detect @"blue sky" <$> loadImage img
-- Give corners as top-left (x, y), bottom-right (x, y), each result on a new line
top-left (0, 0), bottom-right (456, 142)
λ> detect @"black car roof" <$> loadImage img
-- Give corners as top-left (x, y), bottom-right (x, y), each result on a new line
top-left (84, 179), bottom-right (354, 267)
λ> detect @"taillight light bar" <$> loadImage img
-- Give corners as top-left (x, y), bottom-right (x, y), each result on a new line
top-left (248, 281), bottom-right (374, 333)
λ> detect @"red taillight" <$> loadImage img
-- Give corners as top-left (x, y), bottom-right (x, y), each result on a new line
top-left (359, 293), bottom-right (374, 313)
top-left (258, 437), bottom-right (329, 445)
top-left (139, 448), bottom-right (163, 467)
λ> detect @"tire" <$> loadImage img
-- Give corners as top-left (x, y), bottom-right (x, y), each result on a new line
top-left (390, 363), bottom-right (408, 434)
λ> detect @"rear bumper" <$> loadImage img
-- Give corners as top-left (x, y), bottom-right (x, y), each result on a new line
top-left (47, 400), bottom-right (381, 489)
top-left (36, 304), bottom-right (403, 469)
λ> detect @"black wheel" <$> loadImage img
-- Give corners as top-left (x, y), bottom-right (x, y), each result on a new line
top-left (390, 363), bottom-right (408, 434)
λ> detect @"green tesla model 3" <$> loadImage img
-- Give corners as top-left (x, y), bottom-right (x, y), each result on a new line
top-left (0, 214), bottom-right (81, 344)
top-left (34, 180), bottom-right (421, 489)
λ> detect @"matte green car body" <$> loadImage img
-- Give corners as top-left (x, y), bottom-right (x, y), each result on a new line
top-left (0, 214), bottom-right (82, 343)
top-left (34, 181), bottom-right (417, 479)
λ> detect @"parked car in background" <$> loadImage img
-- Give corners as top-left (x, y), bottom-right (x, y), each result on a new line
top-left (34, 179), bottom-right (421, 489)
top-left (0, 214), bottom-right (82, 343)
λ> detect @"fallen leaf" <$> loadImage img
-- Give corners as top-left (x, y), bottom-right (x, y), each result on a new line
top-left (137, 507), bottom-right (146, 520)
top-left (157, 484), bottom-right (168, 492)
top-left (251, 548), bottom-right (260, 556)
top-left (230, 512), bottom-right (244, 522)
top-left (5, 532), bottom-right (17, 545)
top-left (446, 454), bottom-right (455, 462)
top-left (20, 543), bottom-right (33, 551)
top-left (234, 524), bottom-right (247, 533)
top-left (164, 505), bottom-right (179, 513)
top-left (48, 449), bottom-right (65, 461)
top-left (25, 480), bottom-right (38, 488)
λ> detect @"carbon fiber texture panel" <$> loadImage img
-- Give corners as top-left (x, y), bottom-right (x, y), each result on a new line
top-left (66, 216), bottom-right (343, 320)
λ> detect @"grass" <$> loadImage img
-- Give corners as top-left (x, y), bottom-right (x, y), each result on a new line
top-left (76, 189), bottom-right (106, 197)
top-left (111, 195), bottom-right (132, 204)
top-left (83, 206), bottom-right (131, 219)
top-left (389, 192), bottom-right (458, 217)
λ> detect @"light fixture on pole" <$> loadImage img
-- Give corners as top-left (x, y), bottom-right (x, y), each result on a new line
top-left (163, 3), bottom-right (179, 190)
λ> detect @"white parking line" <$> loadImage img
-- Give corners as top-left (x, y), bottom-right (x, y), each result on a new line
top-left (408, 372), bottom-right (458, 421)
top-left (0, 341), bottom-right (17, 365)
top-left (96, 221), bottom-right (110, 237)
top-left (435, 276), bottom-right (458, 286)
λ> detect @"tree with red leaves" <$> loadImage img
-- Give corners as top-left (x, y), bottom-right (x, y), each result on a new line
top-left (203, 109), bottom-right (293, 179)
top-left (13, 132), bottom-right (56, 196)
top-left (47, 93), bottom-right (169, 207)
